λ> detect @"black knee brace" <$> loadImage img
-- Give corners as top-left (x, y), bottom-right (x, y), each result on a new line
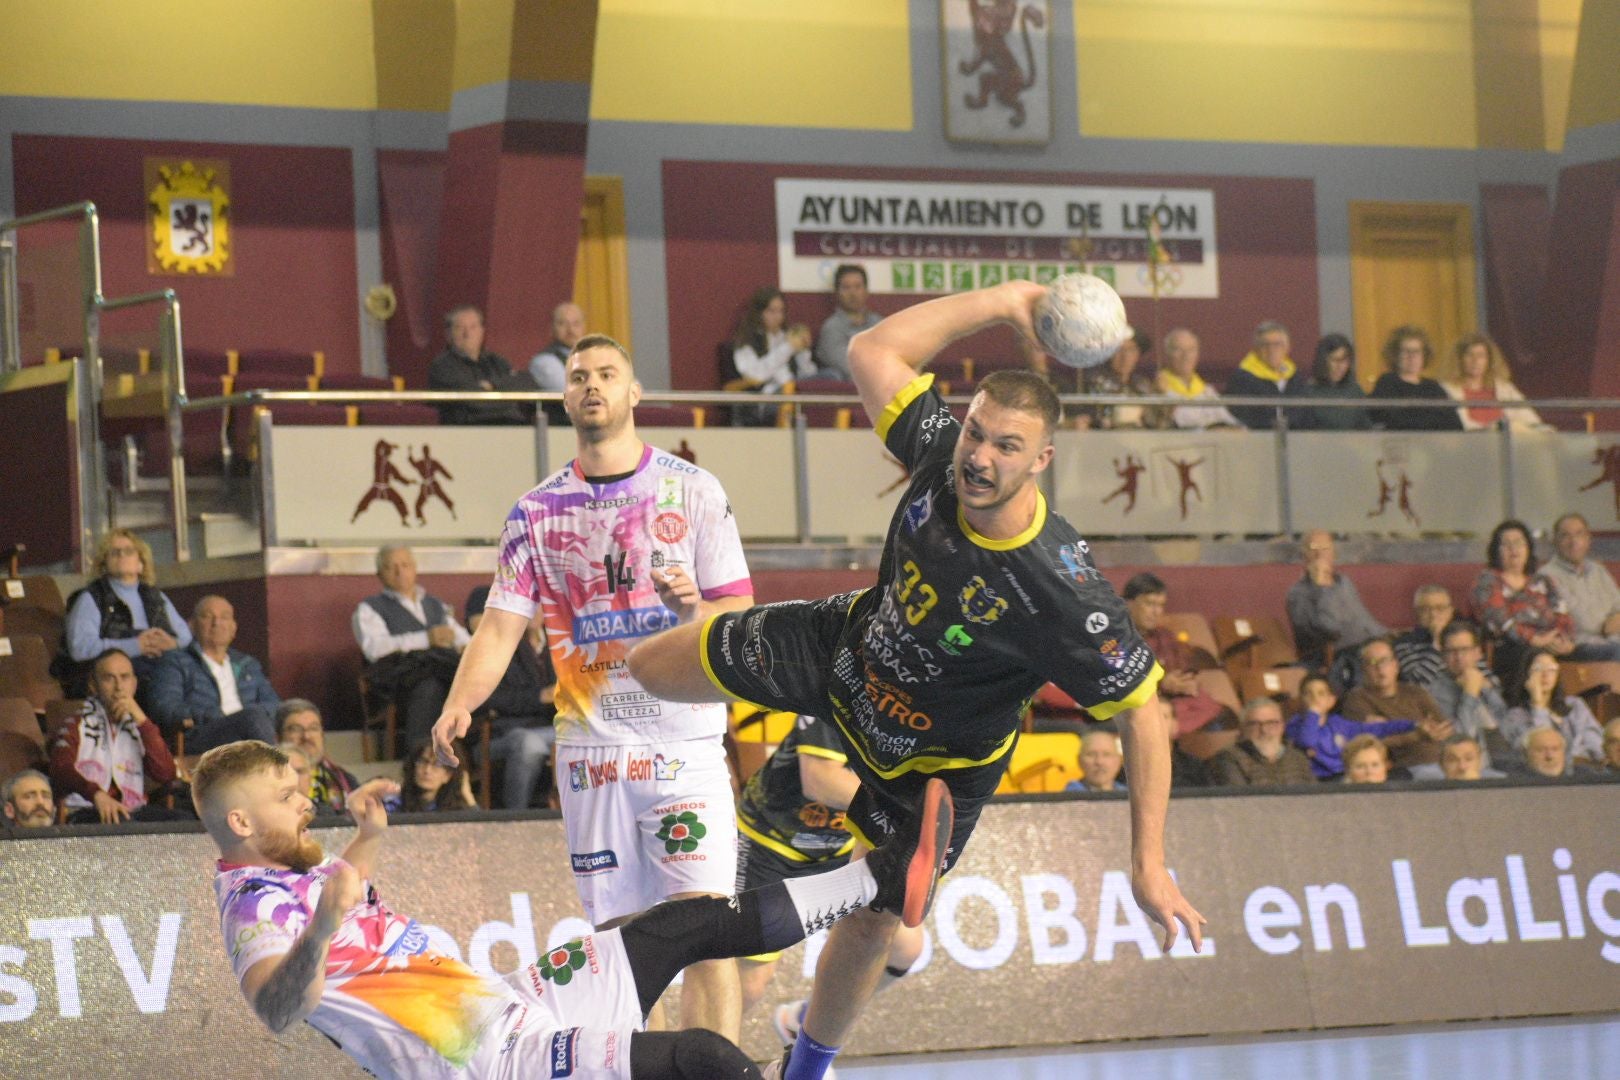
top-left (629, 1028), bottom-right (763, 1080)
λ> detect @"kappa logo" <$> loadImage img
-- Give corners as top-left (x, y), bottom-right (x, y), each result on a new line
top-left (959, 575), bottom-right (1009, 626)
top-left (903, 490), bottom-right (934, 533)
top-left (549, 1027), bottom-right (581, 1077)
top-left (1085, 612), bottom-right (1109, 634)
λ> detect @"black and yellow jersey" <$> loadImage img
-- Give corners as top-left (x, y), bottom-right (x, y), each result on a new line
top-left (735, 714), bottom-right (857, 863)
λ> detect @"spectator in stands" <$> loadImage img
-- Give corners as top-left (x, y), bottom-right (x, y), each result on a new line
top-left (428, 304), bottom-right (531, 425)
top-left (1065, 729), bottom-right (1124, 793)
top-left (276, 741), bottom-right (315, 799)
top-left (1539, 512), bottom-right (1620, 661)
top-left (353, 544), bottom-right (470, 751)
top-left (1208, 698), bottom-right (1315, 786)
top-left (1502, 648), bottom-right (1603, 774)
top-left (1520, 726), bottom-right (1568, 780)
top-left (529, 302), bottom-right (586, 426)
top-left (147, 595), bottom-right (279, 752)
top-left (1291, 333), bottom-right (1371, 431)
top-left (1369, 326), bottom-right (1462, 431)
top-left (61, 528), bottom-right (191, 695)
top-left (1341, 638), bottom-right (1454, 771)
top-left (1602, 718), bottom-right (1620, 774)
top-left (275, 699), bottom-right (358, 814)
top-left (50, 649), bottom-right (183, 823)
top-left (1341, 733), bottom-right (1391, 784)
top-left (1224, 320), bottom-right (1299, 430)
top-left (1426, 620), bottom-right (1512, 772)
top-left (1472, 519), bottom-right (1577, 683)
top-left (1122, 572), bottom-right (1231, 734)
top-left (1076, 327), bottom-right (1160, 430)
top-left (1155, 328), bottom-right (1241, 430)
top-left (814, 264), bottom-right (882, 381)
top-left (730, 287), bottom-right (816, 425)
top-left (1441, 332), bottom-right (1547, 432)
top-left (1286, 673), bottom-right (1413, 780)
top-left (386, 740), bottom-right (476, 813)
top-left (1439, 734), bottom-right (1485, 781)
top-left (464, 585), bottom-right (556, 809)
top-left (3, 768), bottom-right (55, 830)
top-left (1285, 529), bottom-right (1388, 672)
top-left (1392, 584), bottom-right (1456, 690)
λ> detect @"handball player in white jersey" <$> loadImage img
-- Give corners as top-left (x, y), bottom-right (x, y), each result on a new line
top-left (433, 335), bottom-right (754, 1039)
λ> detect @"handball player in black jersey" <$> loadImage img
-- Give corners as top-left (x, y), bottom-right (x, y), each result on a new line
top-left (629, 281), bottom-right (1205, 1080)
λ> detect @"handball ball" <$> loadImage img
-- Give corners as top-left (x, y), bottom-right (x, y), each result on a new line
top-left (1034, 273), bottom-right (1131, 369)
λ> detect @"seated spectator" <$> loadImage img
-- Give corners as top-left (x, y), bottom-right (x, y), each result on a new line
top-left (49, 649), bottom-right (184, 824)
top-left (1065, 729), bottom-right (1124, 793)
top-left (529, 302), bottom-right (585, 425)
top-left (465, 585), bottom-right (556, 809)
top-left (353, 544), bottom-right (470, 751)
top-left (276, 741), bottom-right (315, 799)
top-left (1286, 673), bottom-right (1413, 781)
top-left (1538, 513), bottom-right (1620, 661)
top-left (1426, 620), bottom-right (1512, 772)
top-left (729, 287), bottom-right (815, 425)
top-left (814, 264), bottom-right (882, 381)
top-left (146, 595), bottom-right (279, 752)
top-left (1369, 325), bottom-right (1462, 431)
top-left (1290, 333), bottom-right (1371, 431)
top-left (1341, 638), bottom-right (1454, 770)
top-left (1285, 529), bottom-right (1388, 672)
top-left (1392, 584), bottom-right (1456, 689)
top-left (1155, 328), bottom-right (1240, 430)
top-left (1121, 572), bottom-right (1231, 735)
top-left (1602, 718), bottom-right (1620, 775)
top-left (60, 528), bottom-right (192, 696)
top-left (1341, 733), bottom-right (1391, 784)
top-left (385, 740), bottom-right (476, 813)
top-left (275, 699), bottom-right (358, 813)
top-left (1441, 332), bottom-right (1547, 432)
top-left (1501, 648), bottom-right (1603, 774)
top-left (1077, 327), bottom-right (1160, 430)
top-left (1472, 519), bottom-right (1577, 682)
top-left (1439, 734), bottom-right (1485, 781)
top-left (1208, 698), bottom-right (1315, 787)
top-left (1224, 320), bottom-right (1299, 430)
top-left (1520, 726), bottom-right (1568, 781)
top-left (428, 304), bottom-right (532, 425)
top-left (3, 768), bottom-right (56, 831)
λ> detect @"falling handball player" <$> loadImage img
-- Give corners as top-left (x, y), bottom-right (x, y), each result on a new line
top-left (628, 279), bottom-right (1206, 1079)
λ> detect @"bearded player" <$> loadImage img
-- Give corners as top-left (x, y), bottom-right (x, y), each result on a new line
top-left (197, 740), bottom-right (951, 1079)
top-left (628, 281), bottom-right (1206, 1079)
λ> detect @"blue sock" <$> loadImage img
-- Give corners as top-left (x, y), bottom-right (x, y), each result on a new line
top-left (784, 1027), bottom-right (841, 1080)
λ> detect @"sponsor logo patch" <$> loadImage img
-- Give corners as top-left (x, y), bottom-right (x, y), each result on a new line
top-left (567, 760), bottom-right (589, 791)
top-left (572, 605), bottom-right (678, 645)
top-left (1085, 612), bottom-right (1110, 634)
top-left (657, 474), bottom-right (683, 510)
top-left (657, 810), bottom-right (707, 854)
top-left (937, 623), bottom-right (974, 655)
top-left (539, 942), bottom-right (588, 985)
top-left (903, 490), bottom-right (934, 533)
top-left (549, 1027), bottom-right (580, 1076)
top-left (570, 849), bottom-right (619, 874)
top-left (652, 512), bottom-right (688, 543)
top-left (959, 575), bottom-right (1009, 626)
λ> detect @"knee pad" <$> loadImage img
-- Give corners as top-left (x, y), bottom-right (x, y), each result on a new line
top-left (672, 1027), bottom-right (758, 1079)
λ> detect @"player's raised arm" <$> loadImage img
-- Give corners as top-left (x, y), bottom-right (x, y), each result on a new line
top-left (847, 280), bottom-right (1047, 428)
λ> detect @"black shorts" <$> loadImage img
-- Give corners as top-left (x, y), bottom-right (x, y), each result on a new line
top-left (703, 593), bottom-right (1007, 872)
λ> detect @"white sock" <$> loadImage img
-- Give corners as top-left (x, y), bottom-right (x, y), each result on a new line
top-left (781, 860), bottom-right (878, 936)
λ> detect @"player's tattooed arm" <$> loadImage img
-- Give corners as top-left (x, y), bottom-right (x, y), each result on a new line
top-left (241, 864), bottom-right (362, 1033)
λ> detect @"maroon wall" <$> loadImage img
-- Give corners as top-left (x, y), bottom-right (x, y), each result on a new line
top-left (662, 160), bottom-right (1320, 391)
top-left (11, 134), bottom-right (361, 370)
top-left (0, 378), bottom-right (78, 566)
top-left (378, 148), bottom-right (447, 380)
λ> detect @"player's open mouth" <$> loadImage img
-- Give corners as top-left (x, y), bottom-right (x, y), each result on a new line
top-left (962, 466), bottom-right (994, 492)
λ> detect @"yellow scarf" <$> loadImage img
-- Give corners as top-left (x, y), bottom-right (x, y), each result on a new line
top-left (1238, 351), bottom-right (1296, 384)
top-left (1158, 370), bottom-right (1207, 398)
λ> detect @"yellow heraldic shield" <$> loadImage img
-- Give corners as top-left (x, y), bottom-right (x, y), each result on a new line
top-left (148, 160), bottom-right (230, 274)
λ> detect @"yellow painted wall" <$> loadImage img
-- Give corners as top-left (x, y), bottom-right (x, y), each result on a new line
top-left (1566, 0), bottom-right (1618, 130)
top-left (374, 0), bottom-right (455, 112)
top-left (1075, 0), bottom-right (1479, 149)
top-left (1537, 0), bottom-right (1582, 148)
top-left (589, 0), bottom-right (912, 130)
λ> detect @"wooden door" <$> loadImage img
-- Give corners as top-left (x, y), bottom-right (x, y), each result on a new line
top-left (573, 176), bottom-right (631, 349)
top-left (1348, 202), bottom-right (1478, 388)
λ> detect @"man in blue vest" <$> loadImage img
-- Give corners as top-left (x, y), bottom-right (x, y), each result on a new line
top-left (352, 545), bottom-right (470, 753)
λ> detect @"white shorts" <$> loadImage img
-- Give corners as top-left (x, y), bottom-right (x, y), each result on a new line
top-left (556, 737), bottom-right (738, 925)
top-left (473, 928), bottom-right (641, 1080)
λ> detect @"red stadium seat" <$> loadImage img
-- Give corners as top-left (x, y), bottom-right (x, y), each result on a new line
top-left (633, 405), bottom-right (705, 428)
top-left (357, 404), bottom-right (439, 426)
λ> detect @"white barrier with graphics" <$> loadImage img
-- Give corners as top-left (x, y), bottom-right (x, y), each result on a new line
top-left (1052, 430), bottom-right (1280, 535)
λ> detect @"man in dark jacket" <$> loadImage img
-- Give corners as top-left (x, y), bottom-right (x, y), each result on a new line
top-left (1224, 320), bottom-right (1299, 429)
top-left (427, 304), bottom-right (533, 425)
top-left (147, 595), bottom-right (280, 752)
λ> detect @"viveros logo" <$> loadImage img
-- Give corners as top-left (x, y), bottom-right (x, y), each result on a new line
top-left (570, 850), bottom-right (618, 875)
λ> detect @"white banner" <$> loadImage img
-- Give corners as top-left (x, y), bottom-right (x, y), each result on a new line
top-left (775, 177), bottom-right (1219, 297)
top-left (1051, 430), bottom-right (1279, 536)
top-left (1287, 432), bottom-right (1506, 538)
top-left (1511, 431), bottom-right (1620, 532)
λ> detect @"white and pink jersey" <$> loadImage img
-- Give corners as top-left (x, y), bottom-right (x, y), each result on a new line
top-left (487, 445), bottom-right (751, 745)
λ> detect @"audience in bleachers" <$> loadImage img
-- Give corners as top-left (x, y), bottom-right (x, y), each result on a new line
top-left (1392, 584), bottom-right (1455, 690)
top-left (814, 264), bottom-right (883, 381)
top-left (1439, 734), bottom-right (1486, 781)
top-left (386, 739), bottom-right (475, 813)
top-left (1076, 327), bottom-right (1160, 430)
top-left (275, 699), bottom-right (358, 813)
top-left (1290, 334), bottom-right (1371, 431)
top-left (1368, 326), bottom-right (1461, 431)
top-left (1224, 320), bottom-right (1298, 429)
top-left (1208, 698), bottom-right (1315, 786)
top-left (1441, 333), bottom-right (1547, 432)
top-left (463, 585), bottom-right (555, 810)
top-left (1602, 719), bottom-right (1620, 774)
top-left (1122, 572), bottom-right (1231, 734)
top-left (1155, 328), bottom-right (1240, 430)
top-left (1472, 519), bottom-right (1577, 682)
top-left (1520, 726), bottom-right (1568, 780)
top-left (1065, 729), bottom-right (1124, 793)
top-left (353, 544), bottom-right (470, 752)
top-left (1501, 649), bottom-right (1603, 774)
top-left (146, 595), bottom-right (280, 752)
top-left (1425, 620), bottom-right (1512, 772)
top-left (1539, 512), bottom-right (1620, 660)
top-left (729, 287), bottom-right (817, 425)
top-left (3, 768), bottom-right (55, 830)
top-left (1341, 733), bottom-right (1391, 783)
top-left (49, 649), bottom-right (185, 823)
top-left (60, 528), bottom-right (191, 696)
top-left (1285, 529), bottom-right (1387, 673)
top-left (1286, 673), bottom-right (1413, 781)
top-left (1340, 638), bottom-right (1453, 772)
top-left (530, 302), bottom-right (586, 394)
top-left (428, 304), bottom-right (533, 425)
